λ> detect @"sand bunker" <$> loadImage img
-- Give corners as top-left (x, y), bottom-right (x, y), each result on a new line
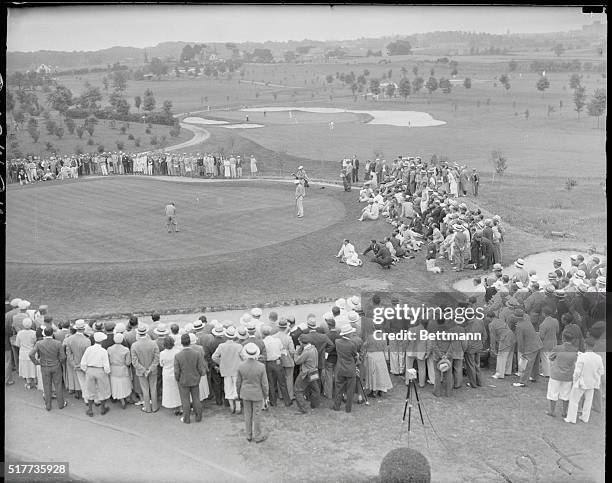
top-left (453, 250), bottom-right (605, 294)
top-left (182, 117), bottom-right (229, 125)
top-left (220, 124), bottom-right (264, 129)
top-left (241, 107), bottom-right (445, 127)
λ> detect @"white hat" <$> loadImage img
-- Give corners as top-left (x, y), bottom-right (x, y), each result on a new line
top-left (93, 332), bottom-right (107, 343)
top-left (298, 166), bottom-right (304, 169)
top-left (10, 298), bottom-right (22, 308)
top-left (334, 298), bottom-right (347, 310)
top-left (347, 311), bottom-right (360, 323)
top-left (18, 300), bottom-right (30, 310)
top-left (574, 270), bottom-right (586, 279)
top-left (250, 307), bottom-right (263, 318)
top-left (22, 318), bottom-right (33, 329)
top-left (243, 342), bottom-right (260, 359)
top-left (514, 259), bottom-right (525, 269)
top-left (74, 319), bottom-right (86, 330)
top-left (240, 313), bottom-right (252, 325)
top-left (339, 325), bottom-right (355, 336)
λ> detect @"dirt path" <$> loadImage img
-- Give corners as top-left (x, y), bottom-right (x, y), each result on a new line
top-left (164, 122), bottom-right (210, 152)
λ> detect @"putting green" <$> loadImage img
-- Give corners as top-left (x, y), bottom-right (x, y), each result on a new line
top-left (6, 177), bottom-right (346, 264)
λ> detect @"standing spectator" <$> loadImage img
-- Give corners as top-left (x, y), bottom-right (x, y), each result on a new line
top-left (250, 155), bottom-right (258, 177)
top-left (294, 334), bottom-right (321, 414)
top-left (513, 308), bottom-right (543, 387)
top-left (262, 326), bottom-right (292, 407)
top-left (159, 335), bottom-right (182, 415)
top-left (538, 307), bottom-right (560, 378)
top-left (174, 333), bottom-right (205, 424)
top-left (29, 326), bottom-right (67, 411)
top-left (564, 340), bottom-right (605, 424)
top-left (16, 318), bottom-right (37, 389)
top-left (362, 319), bottom-right (393, 397)
top-left (5, 297), bottom-right (21, 386)
top-left (65, 319), bottom-right (92, 401)
top-left (546, 330), bottom-right (578, 418)
top-left (332, 326), bottom-right (359, 413)
top-left (107, 333), bottom-right (132, 409)
top-left (80, 332), bottom-right (111, 417)
top-left (352, 155), bottom-right (359, 183)
top-left (236, 343), bottom-right (269, 443)
top-left (236, 156), bottom-right (243, 178)
top-left (131, 324), bottom-right (160, 413)
top-left (488, 311), bottom-right (515, 379)
top-left (212, 326), bottom-right (243, 414)
top-left (229, 154), bottom-right (237, 178)
top-left (464, 313), bottom-right (487, 388)
top-left (471, 169), bottom-right (479, 196)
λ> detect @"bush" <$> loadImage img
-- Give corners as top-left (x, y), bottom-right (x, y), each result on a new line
top-left (116, 140), bottom-right (125, 150)
top-left (379, 447), bottom-right (431, 483)
top-left (120, 126), bottom-right (127, 134)
top-left (64, 108), bottom-right (175, 126)
top-left (75, 144), bottom-right (84, 155)
top-left (128, 133), bottom-right (135, 140)
top-left (145, 128), bottom-right (152, 134)
top-left (169, 128), bottom-right (180, 138)
top-left (87, 138), bottom-right (95, 146)
top-left (45, 141), bottom-right (54, 151)
top-left (97, 144), bottom-right (105, 153)
top-left (134, 137), bottom-right (141, 147)
top-left (150, 135), bottom-right (158, 145)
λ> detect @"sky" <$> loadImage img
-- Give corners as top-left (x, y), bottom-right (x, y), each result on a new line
top-left (7, 5), bottom-right (606, 52)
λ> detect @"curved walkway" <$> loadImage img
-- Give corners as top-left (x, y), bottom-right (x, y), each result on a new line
top-left (165, 122), bottom-right (211, 152)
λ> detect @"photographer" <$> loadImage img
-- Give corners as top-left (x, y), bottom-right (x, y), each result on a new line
top-left (293, 334), bottom-right (320, 414)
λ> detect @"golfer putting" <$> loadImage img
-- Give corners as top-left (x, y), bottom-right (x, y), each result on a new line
top-left (165, 201), bottom-right (179, 233)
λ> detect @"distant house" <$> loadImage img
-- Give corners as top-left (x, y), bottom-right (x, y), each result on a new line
top-left (36, 64), bottom-right (53, 75)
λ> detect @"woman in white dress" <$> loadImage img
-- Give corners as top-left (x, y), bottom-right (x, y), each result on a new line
top-left (250, 155), bottom-right (258, 177)
top-left (449, 170), bottom-right (458, 197)
top-left (223, 158), bottom-right (231, 178)
top-left (159, 336), bottom-right (183, 415)
top-left (107, 333), bottom-right (132, 408)
top-left (16, 318), bottom-right (37, 389)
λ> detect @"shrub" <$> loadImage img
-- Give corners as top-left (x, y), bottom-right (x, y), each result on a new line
top-left (150, 135), bottom-right (158, 145)
top-left (145, 128), bottom-right (152, 134)
top-left (134, 137), bottom-right (141, 147)
top-left (75, 144), bottom-right (84, 155)
top-left (120, 126), bottom-right (127, 134)
top-left (87, 138), bottom-right (95, 146)
top-left (116, 140), bottom-right (125, 150)
top-left (169, 128), bottom-right (180, 138)
top-left (45, 141), bottom-right (54, 151)
top-left (97, 144), bottom-right (105, 153)
top-left (128, 133), bottom-right (135, 140)
top-left (565, 178), bottom-right (577, 191)
top-left (379, 447), bottom-right (431, 483)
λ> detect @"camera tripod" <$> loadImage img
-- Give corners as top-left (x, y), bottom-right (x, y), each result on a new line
top-left (402, 378), bottom-right (424, 431)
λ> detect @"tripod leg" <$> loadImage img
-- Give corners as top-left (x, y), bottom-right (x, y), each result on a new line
top-left (413, 381), bottom-right (425, 425)
top-left (402, 384), bottom-right (410, 421)
top-left (358, 377), bottom-right (369, 405)
top-left (407, 383), bottom-right (413, 431)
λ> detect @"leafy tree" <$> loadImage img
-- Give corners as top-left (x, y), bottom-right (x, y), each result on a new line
top-left (536, 75), bottom-right (550, 94)
top-left (587, 88), bottom-right (606, 128)
top-left (398, 78), bottom-right (411, 102)
top-left (64, 117), bottom-right (76, 134)
top-left (253, 48), bottom-right (273, 63)
top-left (134, 95), bottom-right (142, 111)
top-left (490, 150), bottom-right (508, 181)
top-left (386, 39), bottom-right (412, 56)
top-left (149, 57), bottom-right (168, 78)
top-left (55, 126), bottom-right (65, 139)
top-left (46, 119), bottom-right (57, 135)
top-left (27, 118), bottom-right (40, 142)
top-left (116, 140), bottom-right (125, 150)
top-left (499, 74), bottom-right (511, 92)
top-left (283, 51), bottom-right (296, 63)
top-left (162, 100), bottom-right (173, 118)
top-left (363, 69), bottom-right (370, 76)
top-left (97, 144), bottom-right (105, 153)
top-left (569, 73), bottom-right (582, 90)
top-left (77, 82), bottom-right (102, 110)
top-left (385, 83), bottom-right (396, 98)
top-left (111, 70), bottom-right (128, 94)
top-left (553, 43), bottom-right (565, 57)
top-left (573, 85), bottom-right (587, 118)
top-left (412, 76), bottom-right (424, 93)
top-left (142, 89), bottom-right (156, 112)
top-left (76, 125), bottom-right (85, 139)
top-left (425, 76), bottom-right (438, 93)
top-left (369, 79), bottom-right (381, 95)
top-left (463, 77), bottom-right (472, 89)
top-left (47, 85), bottom-right (73, 116)
top-left (85, 115), bottom-right (98, 137)
top-left (439, 78), bottom-right (452, 94)
top-left (508, 60), bottom-right (518, 72)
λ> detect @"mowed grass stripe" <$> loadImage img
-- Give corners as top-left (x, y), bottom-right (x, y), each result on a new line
top-left (7, 177), bottom-right (345, 264)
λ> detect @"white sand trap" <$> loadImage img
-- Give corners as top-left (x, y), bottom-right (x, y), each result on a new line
top-left (452, 250), bottom-right (605, 294)
top-left (241, 106), bottom-right (445, 127)
top-left (183, 117), bottom-right (229, 125)
top-left (221, 124), bottom-right (264, 129)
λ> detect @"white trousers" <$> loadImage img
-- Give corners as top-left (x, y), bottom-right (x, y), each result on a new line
top-left (566, 386), bottom-right (594, 423)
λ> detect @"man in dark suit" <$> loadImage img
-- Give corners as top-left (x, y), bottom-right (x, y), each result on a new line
top-left (236, 343), bottom-right (269, 443)
top-left (30, 327), bottom-right (67, 411)
top-left (352, 155), bottom-right (359, 183)
top-left (174, 334), bottom-right (205, 423)
top-left (333, 325), bottom-right (360, 413)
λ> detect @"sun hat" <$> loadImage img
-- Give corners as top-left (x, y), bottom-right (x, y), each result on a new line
top-left (114, 322), bottom-right (126, 334)
top-left (514, 259), bottom-right (525, 269)
top-left (18, 300), bottom-right (30, 310)
top-left (349, 295), bottom-right (362, 311)
top-left (193, 320), bottom-right (204, 331)
top-left (335, 298), bottom-right (347, 310)
top-left (492, 263), bottom-right (503, 271)
top-left (307, 318), bottom-right (317, 329)
top-left (243, 343), bottom-right (260, 359)
top-left (224, 326), bottom-right (236, 339)
top-left (245, 321), bottom-right (257, 332)
top-left (438, 358), bottom-right (451, 373)
top-left (212, 325), bottom-right (225, 337)
top-left (554, 289), bottom-right (566, 298)
top-left (22, 318), bottom-right (33, 329)
top-left (544, 285), bottom-right (556, 294)
top-left (113, 333), bottom-right (124, 344)
top-left (137, 324), bottom-right (149, 337)
top-left (577, 284), bottom-right (588, 294)
top-left (154, 323), bottom-right (169, 336)
top-left (250, 307), bottom-right (263, 318)
top-left (237, 327), bottom-right (248, 340)
top-left (339, 325), bottom-right (356, 336)
top-left (10, 298), bottom-right (22, 308)
top-left (574, 270), bottom-right (586, 279)
top-left (74, 319), bottom-right (86, 330)
top-left (239, 313), bottom-right (252, 326)
top-left (347, 311), bottom-right (360, 323)
top-left (553, 258), bottom-right (562, 265)
top-left (277, 318), bottom-right (288, 329)
top-left (93, 332), bottom-right (107, 343)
